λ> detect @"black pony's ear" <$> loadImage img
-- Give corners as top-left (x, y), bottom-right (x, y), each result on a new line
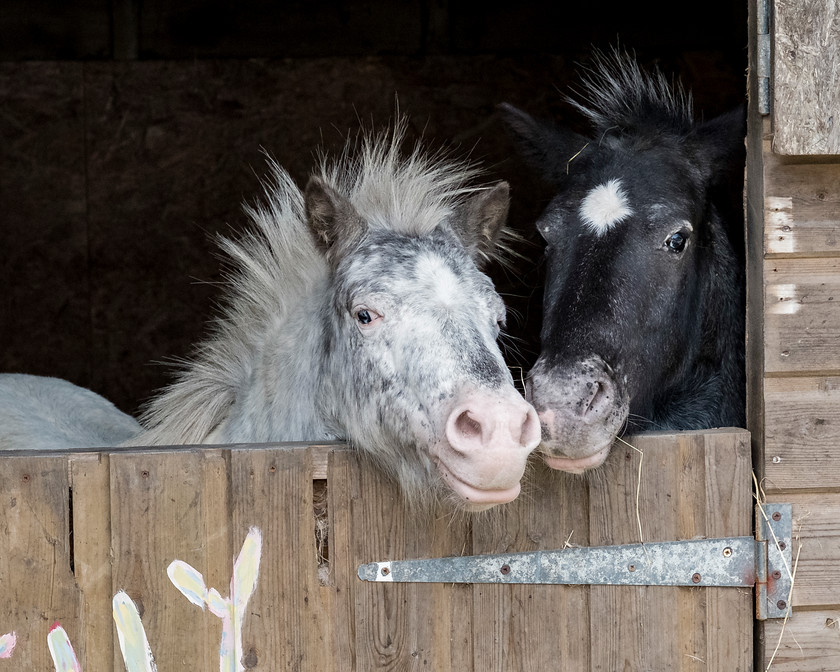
top-left (451, 181), bottom-right (510, 268)
top-left (304, 176), bottom-right (364, 255)
top-left (498, 103), bottom-right (590, 183)
top-left (688, 105), bottom-right (746, 181)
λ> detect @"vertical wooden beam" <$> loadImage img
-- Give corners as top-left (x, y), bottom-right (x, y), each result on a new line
top-left (109, 450), bottom-right (215, 671)
top-left (0, 456), bottom-right (78, 669)
top-left (471, 467), bottom-right (591, 671)
top-left (588, 431), bottom-right (752, 671)
top-left (69, 453), bottom-right (113, 671)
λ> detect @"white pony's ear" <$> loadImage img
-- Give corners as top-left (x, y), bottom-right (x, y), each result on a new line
top-left (454, 181), bottom-right (510, 266)
top-left (304, 176), bottom-right (362, 251)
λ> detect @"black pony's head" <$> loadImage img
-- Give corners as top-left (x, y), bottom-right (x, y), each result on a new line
top-left (503, 49), bottom-right (745, 473)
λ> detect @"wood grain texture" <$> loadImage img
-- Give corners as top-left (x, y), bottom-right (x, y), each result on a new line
top-left (765, 493), bottom-right (840, 609)
top-left (772, 0), bottom-right (840, 155)
top-left (0, 456), bottom-right (78, 669)
top-left (109, 451), bottom-right (216, 671)
top-left (764, 154), bottom-right (840, 256)
top-left (0, 437), bottom-right (753, 670)
top-left (471, 466), bottom-right (591, 671)
top-left (69, 453), bottom-right (113, 671)
top-left (764, 376), bottom-right (840, 491)
top-left (764, 257), bottom-right (840, 373)
top-left (589, 430), bottom-right (752, 672)
top-left (763, 609), bottom-right (840, 671)
top-left (745, 84), bottom-right (767, 486)
top-left (229, 445), bottom-right (334, 672)
top-left (343, 452), bottom-right (473, 672)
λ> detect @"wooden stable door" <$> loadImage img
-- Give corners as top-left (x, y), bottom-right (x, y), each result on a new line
top-left (747, 0), bottom-right (840, 670)
top-left (0, 431), bottom-right (753, 671)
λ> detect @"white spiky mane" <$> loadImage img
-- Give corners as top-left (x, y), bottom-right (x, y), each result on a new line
top-left (318, 122), bottom-right (484, 235)
top-left (126, 126), bottom-right (489, 446)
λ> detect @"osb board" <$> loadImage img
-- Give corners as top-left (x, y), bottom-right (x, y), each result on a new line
top-left (0, 432), bottom-right (751, 670)
top-left (763, 376), bottom-right (840, 491)
top-left (763, 257), bottom-right (840, 374)
top-left (772, 0), bottom-right (840, 155)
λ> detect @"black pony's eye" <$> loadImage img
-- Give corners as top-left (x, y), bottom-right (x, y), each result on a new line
top-left (356, 309), bottom-right (372, 325)
top-left (667, 231), bottom-right (687, 253)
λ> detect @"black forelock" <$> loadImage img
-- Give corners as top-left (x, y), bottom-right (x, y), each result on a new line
top-left (568, 47), bottom-right (695, 139)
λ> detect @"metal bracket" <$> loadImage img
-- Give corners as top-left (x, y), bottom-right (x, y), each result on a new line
top-left (756, 502), bottom-right (793, 620)
top-left (357, 503), bottom-right (793, 620)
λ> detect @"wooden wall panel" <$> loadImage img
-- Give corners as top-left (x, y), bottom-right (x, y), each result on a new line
top-left (764, 159), bottom-right (840, 256)
top-left (763, 610), bottom-right (840, 671)
top-left (764, 376), bottom-right (840, 491)
top-left (763, 258), bottom-right (840, 373)
top-left (764, 493), bottom-right (840, 610)
top-left (772, 0), bottom-right (840, 155)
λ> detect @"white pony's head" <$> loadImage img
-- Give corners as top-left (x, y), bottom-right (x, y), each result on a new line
top-left (306, 127), bottom-right (540, 510)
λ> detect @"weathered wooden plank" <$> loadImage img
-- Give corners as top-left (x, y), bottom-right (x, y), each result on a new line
top-left (764, 257), bottom-right (840, 373)
top-left (772, 0), bottom-right (840, 155)
top-left (764, 155), bottom-right (840, 256)
top-left (763, 610), bottom-right (840, 671)
top-left (764, 493), bottom-right (840, 609)
top-left (109, 451), bottom-right (215, 671)
top-left (199, 448), bottom-right (232, 597)
top-left (589, 430), bottom-right (752, 672)
top-left (471, 467), bottom-right (591, 671)
top-left (0, 456), bottom-right (79, 669)
top-left (344, 452), bottom-right (472, 671)
top-left (701, 431), bottom-right (755, 672)
top-left (229, 445), bottom-right (334, 672)
top-left (325, 449), bottom-right (357, 672)
top-left (764, 376), bottom-right (840, 491)
top-left (69, 453), bottom-right (113, 671)
top-left (745, 81), bottom-right (767, 486)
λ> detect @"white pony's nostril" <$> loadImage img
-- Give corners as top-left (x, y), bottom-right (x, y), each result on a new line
top-left (454, 410), bottom-right (482, 441)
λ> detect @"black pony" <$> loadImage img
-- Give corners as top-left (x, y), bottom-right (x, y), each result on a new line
top-left (502, 49), bottom-right (745, 473)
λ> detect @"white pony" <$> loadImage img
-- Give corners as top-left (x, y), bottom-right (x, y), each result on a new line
top-left (0, 125), bottom-right (540, 511)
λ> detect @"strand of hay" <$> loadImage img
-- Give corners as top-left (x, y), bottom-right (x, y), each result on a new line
top-left (753, 472), bottom-right (803, 671)
top-left (615, 435), bottom-right (647, 556)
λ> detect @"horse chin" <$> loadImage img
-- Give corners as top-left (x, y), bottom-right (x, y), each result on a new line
top-left (433, 457), bottom-right (523, 509)
top-left (541, 442), bottom-right (612, 474)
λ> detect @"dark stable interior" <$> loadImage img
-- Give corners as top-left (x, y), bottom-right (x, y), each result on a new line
top-left (0, 1), bottom-right (747, 414)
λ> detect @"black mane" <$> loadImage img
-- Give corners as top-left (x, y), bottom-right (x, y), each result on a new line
top-left (568, 48), bottom-right (695, 137)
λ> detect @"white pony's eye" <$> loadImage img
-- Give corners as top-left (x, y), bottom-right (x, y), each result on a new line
top-left (352, 306), bottom-right (383, 330)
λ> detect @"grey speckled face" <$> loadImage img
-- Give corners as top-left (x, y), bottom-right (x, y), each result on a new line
top-left (323, 228), bottom-right (540, 510)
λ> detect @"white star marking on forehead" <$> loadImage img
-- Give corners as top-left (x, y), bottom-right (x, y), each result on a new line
top-left (415, 253), bottom-right (461, 308)
top-left (579, 179), bottom-right (633, 236)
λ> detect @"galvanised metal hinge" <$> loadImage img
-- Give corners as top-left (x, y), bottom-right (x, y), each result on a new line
top-left (358, 503), bottom-right (792, 620)
top-left (757, 0), bottom-right (772, 115)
